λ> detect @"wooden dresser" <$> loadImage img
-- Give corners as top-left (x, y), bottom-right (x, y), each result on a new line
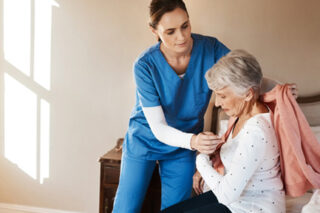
top-left (99, 138), bottom-right (161, 213)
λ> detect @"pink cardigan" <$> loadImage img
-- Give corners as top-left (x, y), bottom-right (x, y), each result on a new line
top-left (212, 84), bottom-right (320, 197)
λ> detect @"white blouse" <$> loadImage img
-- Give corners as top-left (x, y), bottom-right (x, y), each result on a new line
top-left (196, 113), bottom-right (285, 213)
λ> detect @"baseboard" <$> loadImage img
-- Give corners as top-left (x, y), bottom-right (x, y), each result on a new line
top-left (0, 203), bottom-right (81, 213)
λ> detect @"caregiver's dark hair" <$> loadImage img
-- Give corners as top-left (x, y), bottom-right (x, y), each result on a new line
top-left (149, 0), bottom-right (189, 29)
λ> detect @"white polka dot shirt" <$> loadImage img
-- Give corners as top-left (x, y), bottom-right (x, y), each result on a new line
top-left (196, 113), bottom-right (285, 213)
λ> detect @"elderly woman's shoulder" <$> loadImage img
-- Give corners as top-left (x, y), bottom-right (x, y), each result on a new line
top-left (241, 113), bottom-right (278, 151)
top-left (244, 112), bottom-right (275, 134)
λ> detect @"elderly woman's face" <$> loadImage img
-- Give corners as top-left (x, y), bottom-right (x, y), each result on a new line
top-left (214, 86), bottom-right (247, 117)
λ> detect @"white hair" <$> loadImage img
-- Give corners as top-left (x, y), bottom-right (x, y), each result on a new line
top-left (205, 49), bottom-right (263, 98)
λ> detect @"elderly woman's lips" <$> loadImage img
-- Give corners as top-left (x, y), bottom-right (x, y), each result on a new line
top-left (177, 42), bottom-right (187, 46)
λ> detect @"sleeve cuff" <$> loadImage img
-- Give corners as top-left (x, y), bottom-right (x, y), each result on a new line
top-left (182, 133), bottom-right (195, 150)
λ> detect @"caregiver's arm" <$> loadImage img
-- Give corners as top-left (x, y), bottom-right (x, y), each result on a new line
top-left (143, 106), bottom-right (221, 153)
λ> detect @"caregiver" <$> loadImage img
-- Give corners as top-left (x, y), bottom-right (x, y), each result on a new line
top-left (112, 1), bottom-right (229, 212)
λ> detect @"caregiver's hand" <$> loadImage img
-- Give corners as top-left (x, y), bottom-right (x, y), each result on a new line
top-left (190, 132), bottom-right (222, 154)
top-left (193, 170), bottom-right (204, 195)
top-left (288, 83), bottom-right (298, 99)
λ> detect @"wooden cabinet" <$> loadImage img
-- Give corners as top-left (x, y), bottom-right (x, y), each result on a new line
top-left (99, 139), bottom-right (161, 213)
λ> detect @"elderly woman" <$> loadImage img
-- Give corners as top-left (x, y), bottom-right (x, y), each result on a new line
top-left (161, 49), bottom-right (285, 213)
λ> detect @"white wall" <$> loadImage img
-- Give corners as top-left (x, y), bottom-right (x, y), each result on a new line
top-left (188, 0), bottom-right (320, 95)
top-left (0, 0), bottom-right (319, 213)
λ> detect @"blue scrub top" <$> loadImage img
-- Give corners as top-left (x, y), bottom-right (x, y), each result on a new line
top-left (123, 34), bottom-right (230, 160)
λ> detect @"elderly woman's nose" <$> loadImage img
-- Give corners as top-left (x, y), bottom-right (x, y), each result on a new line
top-left (215, 97), bottom-right (221, 107)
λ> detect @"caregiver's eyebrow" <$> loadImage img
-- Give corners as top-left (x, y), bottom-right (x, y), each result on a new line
top-left (164, 20), bottom-right (189, 32)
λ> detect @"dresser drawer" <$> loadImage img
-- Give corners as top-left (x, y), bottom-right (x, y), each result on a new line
top-left (103, 187), bottom-right (117, 213)
top-left (103, 166), bottom-right (120, 185)
top-left (99, 143), bottom-right (161, 213)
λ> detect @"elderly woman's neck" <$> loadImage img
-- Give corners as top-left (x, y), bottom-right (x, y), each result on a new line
top-left (238, 100), bottom-right (268, 123)
top-left (232, 100), bottom-right (268, 138)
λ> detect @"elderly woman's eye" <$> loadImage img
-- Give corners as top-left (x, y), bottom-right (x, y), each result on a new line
top-left (167, 30), bottom-right (174, 35)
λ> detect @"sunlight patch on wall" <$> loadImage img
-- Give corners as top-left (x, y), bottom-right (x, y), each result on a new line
top-left (4, 73), bottom-right (37, 179)
top-left (40, 99), bottom-right (50, 184)
top-left (34, 0), bottom-right (56, 91)
top-left (2, 0), bottom-right (59, 184)
top-left (4, 0), bottom-right (31, 76)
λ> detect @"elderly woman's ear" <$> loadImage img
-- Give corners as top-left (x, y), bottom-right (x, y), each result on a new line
top-left (244, 88), bottom-right (255, 102)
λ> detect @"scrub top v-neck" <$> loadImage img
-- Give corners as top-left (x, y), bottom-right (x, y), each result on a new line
top-left (156, 39), bottom-right (196, 81)
top-left (123, 33), bottom-right (230, 160)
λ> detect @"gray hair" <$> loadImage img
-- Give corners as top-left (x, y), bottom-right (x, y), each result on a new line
top-left (205, 49), bottom-right (263, 98)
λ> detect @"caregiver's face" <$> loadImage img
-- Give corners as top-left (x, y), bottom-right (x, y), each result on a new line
top-left (153, 7), bottom-right (192, 54)
top-left (214, 86), bottom-right (247, 117)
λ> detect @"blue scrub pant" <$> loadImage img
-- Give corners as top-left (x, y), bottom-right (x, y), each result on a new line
top-left (112, 153), bottom-right (196, 213)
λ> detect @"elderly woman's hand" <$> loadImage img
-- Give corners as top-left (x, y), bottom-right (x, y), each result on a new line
top-left (190, 132), bottom-right (222, 154)
top-left (288, 83), bottom-right (298, 99)
top-left (193, 170), bottom-right (204, 195)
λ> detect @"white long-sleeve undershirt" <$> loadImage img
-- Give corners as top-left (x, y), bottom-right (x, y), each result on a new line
top-left (142, 106), bottom-right (194, 150)
top-left (196, 113), bottom-right (284, 209)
